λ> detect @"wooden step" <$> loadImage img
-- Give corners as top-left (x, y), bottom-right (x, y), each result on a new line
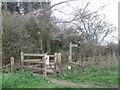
top-left (46, 65), bottom-right (55, 68)
top-left (32, 73), bottom-right (44, 76)
top-left (46, 69), bottom-right (54, 73)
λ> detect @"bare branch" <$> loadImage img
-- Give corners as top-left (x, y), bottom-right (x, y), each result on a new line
top-left (50, 0), bottom-right (78, 9)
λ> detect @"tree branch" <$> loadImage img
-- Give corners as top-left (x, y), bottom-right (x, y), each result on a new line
top-left (50, 0), bottom-right (78, 9)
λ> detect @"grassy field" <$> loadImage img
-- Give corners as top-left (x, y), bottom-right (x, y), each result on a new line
top-left (2, 71), bottom-right (81, 88)
top-left (1, 64), bottom-right (119, 88)
top-left (50, 64), bottom-right (119, 88)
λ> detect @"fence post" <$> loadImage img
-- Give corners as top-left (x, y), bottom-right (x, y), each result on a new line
top-left (68, 55), bottom-right (72, 64)
top-left (54, 53), bottom-right (61, 71)
top-left (57, 53), bottom-right (61, 71)
top-left (112, 52), bottom-right (117, 64)
top-left (44, 54), bottom-right (47, 77)
top-left (54, 53), bottom-right (57, 70)
top-left (21, 52), bottom-right (24, 71)
top-left (21, 52), bottom-right (24, 63)
top-left (54, 53), bottom-right (57, 63)
top-left (69, 42), bottom-right (72, 63)
top-left (58, 53), bottom-right (61, 64)
top-left (10, 57), bottom-right (14, 73)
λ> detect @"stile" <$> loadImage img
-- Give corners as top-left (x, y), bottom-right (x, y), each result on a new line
top-left (20, 52), bottom-right (59, 76)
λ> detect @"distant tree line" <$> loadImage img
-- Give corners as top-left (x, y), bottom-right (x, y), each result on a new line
top-left (1, 2), bottom-right (50, 14)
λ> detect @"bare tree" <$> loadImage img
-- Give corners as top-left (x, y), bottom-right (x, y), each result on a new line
top-left (60, 2), bottom-right (116, 56)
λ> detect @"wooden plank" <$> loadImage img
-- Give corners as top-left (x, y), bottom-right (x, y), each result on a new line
top-left (22, 60), bottom-right (40, 63)
top-left (23, 54), bottom-right (45, 56)
top-left (32, 73), bottom-right (44, 76)
top-left (30, 64), bottom-right (41, 67)
top-left (23, 59), bottom-right (41, 61)
top-left (49, 62), bottom-right (55, 65)
top-left (48, 55), bottom-right (61, 57)
top-left (23, 66), bottom-right (44, 71)
top-left (22, 59), bottom-right (44, 63)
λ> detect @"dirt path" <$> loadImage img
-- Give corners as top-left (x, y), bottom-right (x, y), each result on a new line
top-left (45, 77), bottom-right (78, 86)
top-left (33, 74), bottom-right (101, 88)
top-left (45, 76), bottom-right (98, 88)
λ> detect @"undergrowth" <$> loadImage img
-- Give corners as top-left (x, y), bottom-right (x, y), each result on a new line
top-left (50, 64), bottom-right (118, 88)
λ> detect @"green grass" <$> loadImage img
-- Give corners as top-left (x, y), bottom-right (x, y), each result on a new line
top-left (50, 64), bottom-right (118, 88)
top-left (1, 64), bottom-right (119, 88)
top-left (2, 71), bottom-right (81, 88)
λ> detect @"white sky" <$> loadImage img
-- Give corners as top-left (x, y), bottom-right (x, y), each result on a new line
top-left (51, 0), bottom-right (119, 44)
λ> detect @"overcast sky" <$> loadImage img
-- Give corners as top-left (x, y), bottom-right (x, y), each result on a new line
top-left (51, 0), bottom-right (119, 44)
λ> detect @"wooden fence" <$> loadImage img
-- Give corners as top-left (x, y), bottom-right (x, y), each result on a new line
top-left (1, 52), bottom-right (62, 76)
top-left (20, 52), bottom-right (62, 77)
top-left (2, 52), bottom-right (117, 75)
top-left (70, 52), bottom-right (118, 68)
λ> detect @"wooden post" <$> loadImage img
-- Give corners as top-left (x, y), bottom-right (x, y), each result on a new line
top-left (54, 53), bottom-right (57, 70)
top-left (54, 53), bottom-right (59, 71)
top-left (10, 57), bottom-right (14, 73)
top-left (83, 58), bottom-right (85, 67)
top-left (78, 56), bottom-right (81, 64)
top-left (112, 52), bottom-right (117, 64)
top-left (21, 52), bottom-right (24, 71)
top-left (45, 55), bottom-right (49, 65)
top-left (56, 53), bottom-right (61, 72)
top-left (68, 42), bottom-right (78, 64)
top-left (68, 55), bottom-right (72, 64)
top-left (69, 42), bottom-right (72, 63)
top-left (58, 53), bottom-right (61, 63)
top-left (99, 54), bottom-right (102, 61)
top-left (21, 52), bottom-right (24, 63)
top-left (44, 54), bottom-right (47, 77)
top-left (54, 53), bottom-right (57, 63)
top-left (107, 53), bottom-right (111, 64)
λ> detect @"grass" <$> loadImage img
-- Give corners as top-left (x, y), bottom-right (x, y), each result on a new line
top-left (1, 64), bottom-right (119, 88)
top-left (50, 64), bottom-right (118, 88)
top-left (2, 71), bottom-right (81, 88)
